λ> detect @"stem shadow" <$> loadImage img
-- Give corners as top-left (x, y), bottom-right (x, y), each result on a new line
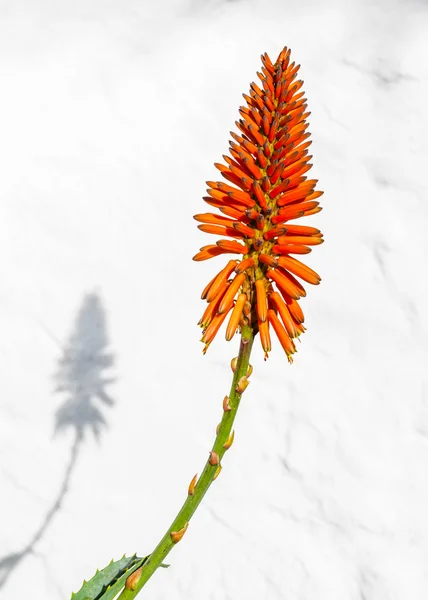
top-left (0, 292), bottom-right (115, 590)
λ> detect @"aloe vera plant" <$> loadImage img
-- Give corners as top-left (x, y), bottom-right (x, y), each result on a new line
top-left (70, 46), bottom-right (323, 599)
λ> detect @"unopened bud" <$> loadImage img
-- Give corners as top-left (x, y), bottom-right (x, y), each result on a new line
top-left (188, 473), bottom-right (198, 496)
top-left (236, 376), bottom-right (249, 394)
top-left (231, 357), bottom-right (238, 372)
top-left (223, 430), bottom-right (235, 450)
top-left (125, 567), bottom-right (143, 591)
top-left (246, 364), bottom-right (253, 378)
top-left (170, 522), bottom-right (189, 544)
top-left (222, 395), bottom-right (231, 411)
top-left (209, 451), bottom-right (220, 466)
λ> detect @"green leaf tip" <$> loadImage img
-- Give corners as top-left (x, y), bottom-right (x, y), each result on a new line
top-left (70, 555), bottom-right (146, 600)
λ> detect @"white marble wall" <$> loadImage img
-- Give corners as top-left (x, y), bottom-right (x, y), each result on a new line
top-left (1, 0), bottom-right (427, 598)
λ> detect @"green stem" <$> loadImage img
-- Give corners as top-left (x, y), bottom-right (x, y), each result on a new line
top-left (118, 326), bottom-right (254, 598)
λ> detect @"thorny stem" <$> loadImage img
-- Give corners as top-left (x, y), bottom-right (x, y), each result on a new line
top-left (118, 326), bottom-right (254, 598)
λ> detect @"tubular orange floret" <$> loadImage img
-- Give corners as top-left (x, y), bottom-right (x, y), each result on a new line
top-left (201, 308), bottom-right (232, 349)
top-left (193, 246), bottom-right (227, 261)
top-left (263, 226), bottom-right (287, 241)
top-left (205, 260), bottom-right (239, 303)
top-left (272, 243), bottom-right (312, 255)
top-left (258, 318), bottom-right (271, 357)
top-left (276, 267), bottom-right (307, 297)
top-left (282, 224), bottom-right (321, 236)
top-left (277, 255), bottom-right (321, 285)
top-left (259, 254), bottom-right (278, 267)
top-left (273, 201), bottom-right (319, 223)
top-left (276, 235), bottom-right (324, 246)
top-left (198, 224), bottom-right (245, 239)
top-left (201, 271), bottom-right (220, 300)
top-left (198, 282), bottom-right (230, 329)
top-left (255, 279), bottom-right (268, 323)
top-left (225, 293), bottom-right (247, 341)
top-left (233, 222), bottom-right (256, 238)
top-left (219, 205), bottom-right (247, 220)
top-left (266, 268), bottom-right (302, 300)
top-left (194, 213), bottom-right (236, 226)
top-left (276, 182), bottom-right (318, 207)
top-left (287, 297), bottom-right (305, 323)
top-left (235, 257), bottom-right (254, 274)
top-left (216, 239), bottom-right (247, 254)
top-left (218, 273), bottom-right (246, 314)
top-left (269, 291), bottom-right (297, 338)
top-left (194, 46), bottom-right (323, 358)
top-left (302, 206), bottom-right (322, 217)
top-left (268, 309), bottom-right (296, 362)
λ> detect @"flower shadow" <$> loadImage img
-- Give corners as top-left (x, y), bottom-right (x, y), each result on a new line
top-left (0, 292), bottom-right (115, 590)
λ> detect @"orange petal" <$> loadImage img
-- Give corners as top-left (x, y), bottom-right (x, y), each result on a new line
top-left (255, 279), bottom-right (268, 323)
top-left (281, 158), bottom-right (312, 181)
top-left (259, 254), bottom-right (278, 267)
top-left (252, 180), bottom-right (268, 211)
top-left (194, 213), bottom-right (236, 226)
top-left (302, 206), bottom-right (322, 217)
top-left (201, 272), bottom-right (218, 300)
top-left (218, 273), bottom-right (246, 314)
top-left (225, 293), bottom-right (247, 341)
top-left (235, 257), bottom-right (254, 274)
top-left (276, 267), bottom-right (307, 297)
top-left (227, 190), bottom-right (256, 208)
top-left (248, 123), bottom-right (264, 146)
top-left (306, 190), bottom-right (324, 201)
top-left (206, 260), bottom-right (239, 303)
top-left (271, 210), bottom-right (304, 224)
top-left (268, 177), bottom-right (291, 199)
top-left (276, 181), bottom-right (318, 207)
top-left (241, 156), bottom-right (263, 180)
top-left (268, 309), bottom-right (296, 362)
top-left (269, 291), bottom-right (297, 337)
top-left (193, 246), bottom-right (227, 261)
top-left (294, 321), bottom-right (306, 336)
top-left (216, 239), bottom-right (247, 254)
top-left (274, 200), bottom-right (319, 222)
top-left (203, 195), bottom-right (225, 209)
top-left (257, 148), bottom-right (268, 169)
top-left (258, 318), bottom-right (271, 354)
top-left (287, 297), bottom-right (305, 323)
top-left (272, 244), bottom-right (312, 255)
top-left (222, 169), bottom-right (250, 191)
top-left (233, 222), bottom-right (256, 238)
top-left (277, 235), bottom-right (324, 246)
top-left (263, 226), bottom-right (287, 241)
top-left (282, 225), bottom-right (321, 236)
top-left (219, 205), bottom-right (246, 220)
top-left (199, 281), bottom-right (230, 328)
top-left (201, 308), bottom-right (232, 346)
top-left (277, 256), bottom-right (320, 285)
top-left (266, 268), bottom-right (305, 300)
top-left (198, 223), bottom-right (245, 239)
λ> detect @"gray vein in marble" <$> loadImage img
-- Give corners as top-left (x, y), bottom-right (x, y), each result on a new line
top-left (341, 58), bottom-right (418, 88)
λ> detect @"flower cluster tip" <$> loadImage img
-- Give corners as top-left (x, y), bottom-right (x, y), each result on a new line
top-left (194, 47), bottom-right (323, 361)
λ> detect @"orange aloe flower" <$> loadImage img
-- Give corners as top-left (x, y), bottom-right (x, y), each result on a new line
top-left (193, 47), bottom-right (323, 362)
